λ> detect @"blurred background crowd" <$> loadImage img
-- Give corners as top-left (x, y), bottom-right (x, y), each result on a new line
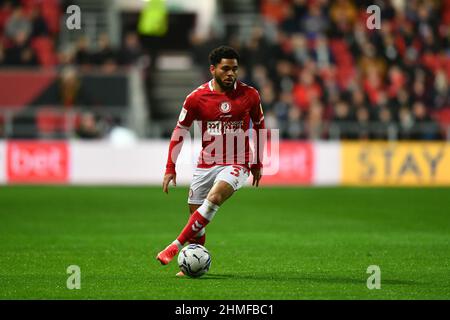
top-left (193, 0), bottom-right (450, 140)
top-left (0, 0), bottom-right (146, 69)
top-left (0, 0), bottom-right (449, 141)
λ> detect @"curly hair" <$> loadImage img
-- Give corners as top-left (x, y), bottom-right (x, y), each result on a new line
top-left (208, 46), bottom-right (240, 66)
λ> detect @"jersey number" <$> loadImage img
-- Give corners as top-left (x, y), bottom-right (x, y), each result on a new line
top-left (230, 165), bottom-right (248, 177)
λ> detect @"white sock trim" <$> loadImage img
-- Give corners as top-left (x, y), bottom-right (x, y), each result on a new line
top-left (196, 228), bottom-right (206, 238)
top-left (172, 239), bottom-right (182, 250)
top-left (197, 199), bottom-right (220, 221)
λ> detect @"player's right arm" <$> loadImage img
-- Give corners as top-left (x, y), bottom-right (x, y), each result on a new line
top-left (163, 92), bottom-right (198, 194)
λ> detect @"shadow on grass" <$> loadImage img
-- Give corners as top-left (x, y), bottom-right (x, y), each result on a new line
top-left (196, 273), bottom-right (420, 286)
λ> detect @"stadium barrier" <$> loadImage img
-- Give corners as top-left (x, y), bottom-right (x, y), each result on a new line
top-left (0, 140), bottom-right (449, 186)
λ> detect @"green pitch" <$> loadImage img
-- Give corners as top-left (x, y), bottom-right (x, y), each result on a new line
top-left (1, 186), bottom-right (449, 299)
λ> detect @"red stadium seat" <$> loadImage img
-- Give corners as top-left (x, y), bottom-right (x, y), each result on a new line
top-left (20, 0), bottom-right (37, 15)
top-left (39, 0), bottom-right (60, 34)
top-left (36, 107), bottom-right (63, 135)
top-left (0, 4), bottom-right (13, 33)
top-left (31, 36), bottom-right (58, 66)
top-left (435, 108), bottom-right (450, 124)
top-left (432, 108), bottom-right (450, 138)
top-left (20, 0), bottom-right (61, 34)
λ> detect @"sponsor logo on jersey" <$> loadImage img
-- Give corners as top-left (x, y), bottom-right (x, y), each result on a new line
top-left (207, 120), bottom-right (244, 135)
top-left (219, 101), bottom-right (231, 113)
top-left (223, 120), bottom-right (244, 133)
top-left (207, 121), bottom-right (222, 135)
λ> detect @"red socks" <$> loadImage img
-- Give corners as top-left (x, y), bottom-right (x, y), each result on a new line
top-left (176, 211), bottom-right (210, 246)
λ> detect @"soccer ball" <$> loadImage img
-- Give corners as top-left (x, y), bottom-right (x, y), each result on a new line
top-left (177, 244), bottom-right (211, 278)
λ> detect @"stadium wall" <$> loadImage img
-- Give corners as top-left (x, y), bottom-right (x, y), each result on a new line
top-left (0, 141), bottom-right (5, 184)
top-left (0, 140), bottom-right (449, 186)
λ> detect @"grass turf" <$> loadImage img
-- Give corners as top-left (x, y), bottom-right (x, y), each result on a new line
top-left (0, 186), bottom-right (449, 299)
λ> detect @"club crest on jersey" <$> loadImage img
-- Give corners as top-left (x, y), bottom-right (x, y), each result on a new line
top-left (219, 101), bottom-right (231, 113)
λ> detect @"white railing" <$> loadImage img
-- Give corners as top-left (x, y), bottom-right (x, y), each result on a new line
top-left (0, 106), bottom-right (131, 139)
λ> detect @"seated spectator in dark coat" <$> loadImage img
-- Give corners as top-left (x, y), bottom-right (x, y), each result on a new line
top-left (411, 102), bottom-right (441, 140)
top-left (119, 32), bottom-right (144, 65)
top-left (331, 100), bottom-right (353, 139)
top-left (30, 7), bottom-right (49, 38)
top-left (4, 30), bottom-right (38, 66)
top-left (74, 36), bottom-right (93, 66)
top-left (92, 33), bottom-right (117, 66)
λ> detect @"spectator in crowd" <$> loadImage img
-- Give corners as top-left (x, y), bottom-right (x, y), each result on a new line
top-left (259, 81), bottom-right (277, 112)
top-left (272, 91), bottom-right (293, 138)
top-left (75, 111), bottom-right (102, 139)
top-left (0, 1), bottom-right (15, 33)
top-left (119, 32), bottom-right (145, 66)
top-left (305, 99), bottom-right (326, 140)
top-left (287, 103), bottom-right (303, 139)
top-left (293, 69), bottom-right (322, 112)
top-left (388, 88), bottom-right (410, 111)
top-left (351, 88), bottom-right (369, 110)
top-left (373, 107), bottom-right (394, 140)
top-left (58, 66), bottom-right (93, 107)
top-left (60, 66), bottom-right (81, 107)
top-left (290, 33), bottom-right (311, 66)
top-left (386, 66), bottom-right (406, 100)
top-left (411, 101), bottom-right (440, 140)
top-left (273, 59), bottom-right (295, 93)
top-left (250, 64), bottom-right (270, 91)
top-left (311, 34), bottom-right (335, 70)
top-left (92, 33), bottom-right (118, 72)
top-left (4, 6), bottom-right (30, 40)
top-left (280, 4), bottom-right (301, 35)
top-left (433, 70), bottom-right (450, 110)
top-left (4, 30), bottom-right (37, 66)
top-left (301, 2), bottom-right (329, 39)
top-left (74, 36), bottom-right (92, 68)
top-left (29, 6), bottom-right (48, 38)
top-left (260, 0), bottom-right (290, 25)
top-left (241, 25), bottom-right (271, 69)
top-left (331, 100), bottom-right (353, 139)
top-left (329, 0), bottom-right (357, 36)
top-left (398, 106), bottom-right (414, 140)
top-left (355, 106), bottom-right (371, 140)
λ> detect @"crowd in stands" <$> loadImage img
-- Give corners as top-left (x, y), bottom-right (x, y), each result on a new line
top-left (66, 32), bottom-right (147, 71)
top-left (193, 0), bottom-right (450, 140)
top-left (0, 0), bottom-right (58, 66)
top-left (0, 0), bottom-right (146, 139)
top-left (0, 0), bottom-right (146, 70)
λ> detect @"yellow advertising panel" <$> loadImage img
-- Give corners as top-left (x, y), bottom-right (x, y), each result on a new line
top-left (342, 142), bottom-right (450, 186)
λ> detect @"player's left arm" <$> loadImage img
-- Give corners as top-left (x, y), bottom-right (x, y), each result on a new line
top-left (249, 90), bottom-right (266, 187)
top-left (163, 93), bottom-right (198, 193)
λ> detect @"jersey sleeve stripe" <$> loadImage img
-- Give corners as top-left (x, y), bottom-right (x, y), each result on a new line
top-left (254, 115), bottom-right (264, 125)
top-left (176, 123), bottom-right (190, 130)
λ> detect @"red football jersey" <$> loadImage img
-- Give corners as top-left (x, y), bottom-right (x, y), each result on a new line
top-left (166, 80), bottom-right (265, 172)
